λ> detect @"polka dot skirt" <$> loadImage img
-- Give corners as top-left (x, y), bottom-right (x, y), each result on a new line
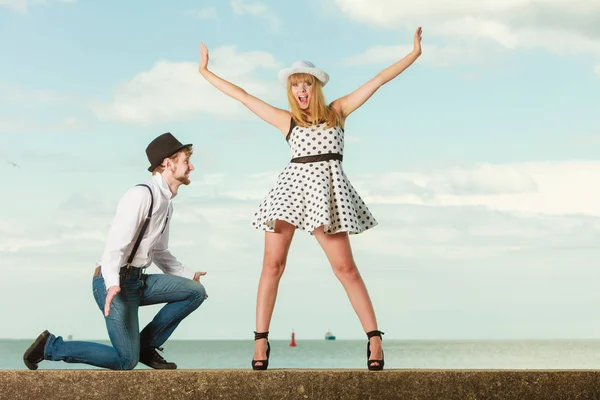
top-left (251, 121), bottom-right (377, 235)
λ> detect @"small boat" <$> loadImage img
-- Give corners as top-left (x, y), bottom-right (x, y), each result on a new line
top-left (324, 329), bottom-right (336, 341)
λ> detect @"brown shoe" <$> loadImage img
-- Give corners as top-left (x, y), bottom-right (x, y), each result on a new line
top-left (139, 347), bottom-right (177, 369)
top-left (23, 330), bottom-right (51, 370)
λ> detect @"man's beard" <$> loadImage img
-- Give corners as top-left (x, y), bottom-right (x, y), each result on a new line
top-left (170, 165), bottom-right (191, 185)
top-left (176, 174), bottom-right (191, 185)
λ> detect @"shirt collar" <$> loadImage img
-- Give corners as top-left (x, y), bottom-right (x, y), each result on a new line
top-left (153, 173), bottom-right (174, 199)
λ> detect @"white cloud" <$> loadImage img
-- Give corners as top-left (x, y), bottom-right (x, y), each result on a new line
top-left (0, 0), bottom-right (27, 12)
top-left (334, 0), bottom-right (600, 69)
top-left (0, 238), bottom-right (57, 252)
top-left (345, 43), bottom-right (496, 67)
top-left (0, 86), bottom-right (90, 134)
top-left (0, 191), bottom-right (114, 254)
top-left (346, 44), bottom-right (412, 65)
top-left (230, 0), bottom-right (282, 31)
top-left (421, 163), bottom-right (538, 195)
top-left (354, 204), bottom-right (600, 260)
top-left (92, 46), bottom-right (282, 125)
top-left (0, 0), bottom-right (74, 13)
top-left (60, 231), bottom-right (106, 242)
top-left (595, 64), bottom-right (600, 76)
top-left (0, 86), bottom-right (75, 104)
top-left (187, 6), bottom-right (217, 19)
top-left (436, 17), bottom-right (517, 49)
top-left (0, 220), bottom-right (22, 235)
top-left (572, 133), bottom-right (600, 145)
top-left (0, 116), bottom-right (89, 133)
top-left (333, 0), bottom-right (600, 33)
top-left (356, 161), bottom-right (600, 216)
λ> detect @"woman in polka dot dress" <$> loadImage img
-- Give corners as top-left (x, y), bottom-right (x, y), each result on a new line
top-left (199, 27), bottom-right (422, 371)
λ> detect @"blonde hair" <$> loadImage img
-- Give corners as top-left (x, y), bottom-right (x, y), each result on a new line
top-left (152, 146), bottom-right (193, 175)
top-left (287, 73), bottom-right (344, 129)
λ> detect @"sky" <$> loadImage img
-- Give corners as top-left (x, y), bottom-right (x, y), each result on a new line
top-left (0, 0), bottom-right (599, 341)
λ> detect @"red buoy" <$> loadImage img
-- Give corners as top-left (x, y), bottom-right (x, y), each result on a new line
top-left (289, 330), bottom-right (297, 347)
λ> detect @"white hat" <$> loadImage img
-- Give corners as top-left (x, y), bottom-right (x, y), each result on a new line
top-left (278, 61), bottom-right (330, 87)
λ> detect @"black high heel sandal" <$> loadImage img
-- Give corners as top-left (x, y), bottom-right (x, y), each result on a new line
top-left (251, 331), bottom-right (271, 370)
top-left (366, 330), bottom-right (385, 371)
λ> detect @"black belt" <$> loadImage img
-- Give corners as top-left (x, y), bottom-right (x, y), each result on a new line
top-left (290, 153), bottom-right (343, 163)
top-left (93, 265), bottom-right (146, 278)
top-left (119, 265), bottom-right (146, 280)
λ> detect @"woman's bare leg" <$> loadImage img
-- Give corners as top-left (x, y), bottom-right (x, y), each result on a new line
top-left (253, 220), bottom-right (295, 367)
top-left (313, 227), bottom-right (383, 367)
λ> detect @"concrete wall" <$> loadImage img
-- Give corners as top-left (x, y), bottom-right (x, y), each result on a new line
top-left (2, 370), bottom-right (600, 400)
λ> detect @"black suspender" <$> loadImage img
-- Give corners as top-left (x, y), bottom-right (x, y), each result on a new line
top-left (125, 184), bottom-right (154, 268)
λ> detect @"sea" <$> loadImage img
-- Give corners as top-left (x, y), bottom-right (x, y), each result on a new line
top-left (3, 339), bottom-right (600, 370)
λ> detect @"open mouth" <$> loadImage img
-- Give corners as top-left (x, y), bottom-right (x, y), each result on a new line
top-left (297, 95), bottom-right (308, 106)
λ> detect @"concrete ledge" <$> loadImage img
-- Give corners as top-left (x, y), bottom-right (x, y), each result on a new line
top-left (2, 370), bottom-right (600, 400)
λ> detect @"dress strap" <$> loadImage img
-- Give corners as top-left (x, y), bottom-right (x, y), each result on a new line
top-left (285, 117), bottom-right (296, 142)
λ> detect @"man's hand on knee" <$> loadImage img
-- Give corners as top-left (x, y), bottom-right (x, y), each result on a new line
top-left (193, 271), bottom-right (206, 282)
top-left (193, 272), bottom-right (208, 300)
top-left (104, 286), bottom-right (121, 316)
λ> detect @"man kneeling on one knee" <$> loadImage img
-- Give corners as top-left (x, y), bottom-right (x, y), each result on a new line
top-left (24, 132), bottom-right (207, 370)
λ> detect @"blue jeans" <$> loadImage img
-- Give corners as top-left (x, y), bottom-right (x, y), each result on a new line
top-left (44, 267), bottom-right (206, 370)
